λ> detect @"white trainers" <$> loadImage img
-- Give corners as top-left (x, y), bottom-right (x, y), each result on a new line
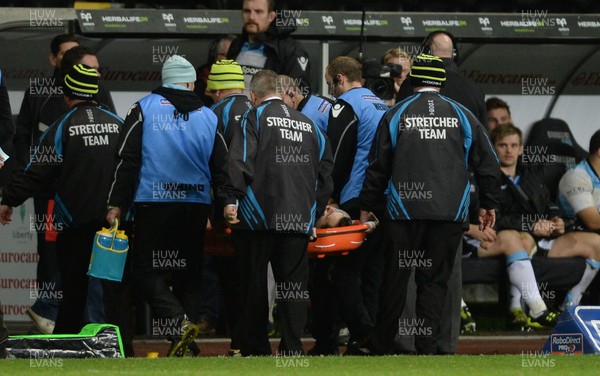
top-left (27, 308), bottom-right (55, 334)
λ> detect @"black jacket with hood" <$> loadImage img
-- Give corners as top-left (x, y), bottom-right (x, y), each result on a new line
top-left (227, 21), bottom-right (311, 93)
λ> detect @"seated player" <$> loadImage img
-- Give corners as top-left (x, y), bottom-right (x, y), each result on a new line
top-left (482, 124), bottom-right (600, 323)
top-left (558, 129), bottom-right (600, 307)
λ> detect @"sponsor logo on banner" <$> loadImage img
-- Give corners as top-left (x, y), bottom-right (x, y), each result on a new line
top-left (79, 11), bottom-right (95, 27)
top-left (162, 13), bottom-right (176, 28)
top-left (322, 15), bottom-right (336, 31)
top-left (422, 19), bottom-right (468, 29)
top-left (577, 20), bottom-right (600, 28)
top-left (183, 16), bottom-right (230, 29)
top-left (401, 17), bottom-right (415, 34)
top-left (101, 15), bottom-right (149, 23)
top-left (550, 333), bottom-right (583, 355)
top-left (479, 17), bottom-right (493, 34)
top-left (555, 18), bottom-right (570, 35)
top-left (342, 18), bottom-right (389, 31)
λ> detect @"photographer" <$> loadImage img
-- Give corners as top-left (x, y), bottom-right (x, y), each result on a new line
top-left (381, 48), bottom-right (411, 106)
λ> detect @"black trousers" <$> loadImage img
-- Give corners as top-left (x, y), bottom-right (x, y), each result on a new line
top-left (308, 257), bottom-right (338, 351)
top-left (132, 203), bottom-right (208, 323)
top-left (310, 225), bottom-right (384, 348)
top-left (215, 255), bottom-right (242, 350)
top-left (371, 220), bottom-right (462, 355)
top-left (393, 240), bottom-right (463, 354)
top-left (101, 219), bottom-right (135, 357)
top-left (232, 230), bottom-right (309, 356)
top-left (54, 224), bottom-right (98, 334)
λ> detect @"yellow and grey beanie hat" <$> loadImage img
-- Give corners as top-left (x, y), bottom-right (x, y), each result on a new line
top-left (207, 60), bottom-right (245, 91)
top-left (64, 63), bottom-right (99, 99)
top-left (409, 54), bottom-right (446, 88)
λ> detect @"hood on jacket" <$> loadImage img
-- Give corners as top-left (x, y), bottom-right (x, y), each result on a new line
top-left (153, 86), bottom-right (203, 114)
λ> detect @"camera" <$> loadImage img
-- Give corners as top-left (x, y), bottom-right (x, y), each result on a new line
top-left (362, 58), bottom-right (403, 101)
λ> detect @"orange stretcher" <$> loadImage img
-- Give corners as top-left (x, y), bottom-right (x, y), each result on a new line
top-left (203, 221), bottom-right (370, 258)
top-left (307, 221), bottom-right (370, 258)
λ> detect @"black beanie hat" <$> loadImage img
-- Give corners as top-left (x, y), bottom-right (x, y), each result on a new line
top-left (410, 54), bottom-right (446, 88)
top-left (63, 63), bottom-right (99, 100)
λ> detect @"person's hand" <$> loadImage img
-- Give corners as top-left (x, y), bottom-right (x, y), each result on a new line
top-left (223, 204), bottom-right (239, 225)
top-left (479, 209), bottom-right (496, 231)
top-left (106, 207), bottom-right (121, 227)
top-left (551, 216), bottom-right (565, 236)
top-left (472, 226), bottom-right (497, 243)
top-left (360, 210), bottom-right (373, 224)
top-left (0, 205), bottom-right (13, 225)
top-left (533, 219), bottom-right (554, 238)
top-left (360, 210), bottom-right (379, 233)
top-left (0, 161), bottom-right (4, 169)
top-left (309, 226), bottom-right (317, 241)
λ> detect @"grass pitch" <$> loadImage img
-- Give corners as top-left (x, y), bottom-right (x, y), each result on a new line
top-left (1, 355), bottom-right (597, 376)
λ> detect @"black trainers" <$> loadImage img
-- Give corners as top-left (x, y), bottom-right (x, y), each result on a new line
top-left (0, 338), bottom-right (7, 359)
top-left (344, 340), bottom-right (372, 356)
top-left (531, 309), bottom-right (560, 327)
top-left (167, 316), bottom-right (200, 357)
top-left (307, 345), bottom-right (339, 356)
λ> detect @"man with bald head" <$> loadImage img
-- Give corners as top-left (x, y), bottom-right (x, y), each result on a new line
top-left (425, 31), bottom-right (486, 124)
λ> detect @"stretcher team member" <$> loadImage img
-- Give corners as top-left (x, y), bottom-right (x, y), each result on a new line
top-left (360, 54), bottom-right (500, 355)
top-left (0, 64), bottom-right (123, 334)
top-left (220, 70), bottom-right (333, 356)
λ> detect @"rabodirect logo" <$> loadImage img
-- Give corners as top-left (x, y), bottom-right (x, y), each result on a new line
top-left (550, 333), bottom-right (583, 355)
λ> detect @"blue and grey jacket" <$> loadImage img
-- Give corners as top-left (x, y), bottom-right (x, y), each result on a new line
top-left (2, 102), bottom-right (123, 228)
top-left (211, 93), bottom-right (252, 147)
top-left (297, 94), bottom-right (332, 133)
top-left (360, 90), bottom-right (501, 222)
top-left (327, 87), bottom-right (387, 208)
top-left (219, 98), bottom-right (333, 234)
top-left (108, 85), bottom-right (227, 208)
